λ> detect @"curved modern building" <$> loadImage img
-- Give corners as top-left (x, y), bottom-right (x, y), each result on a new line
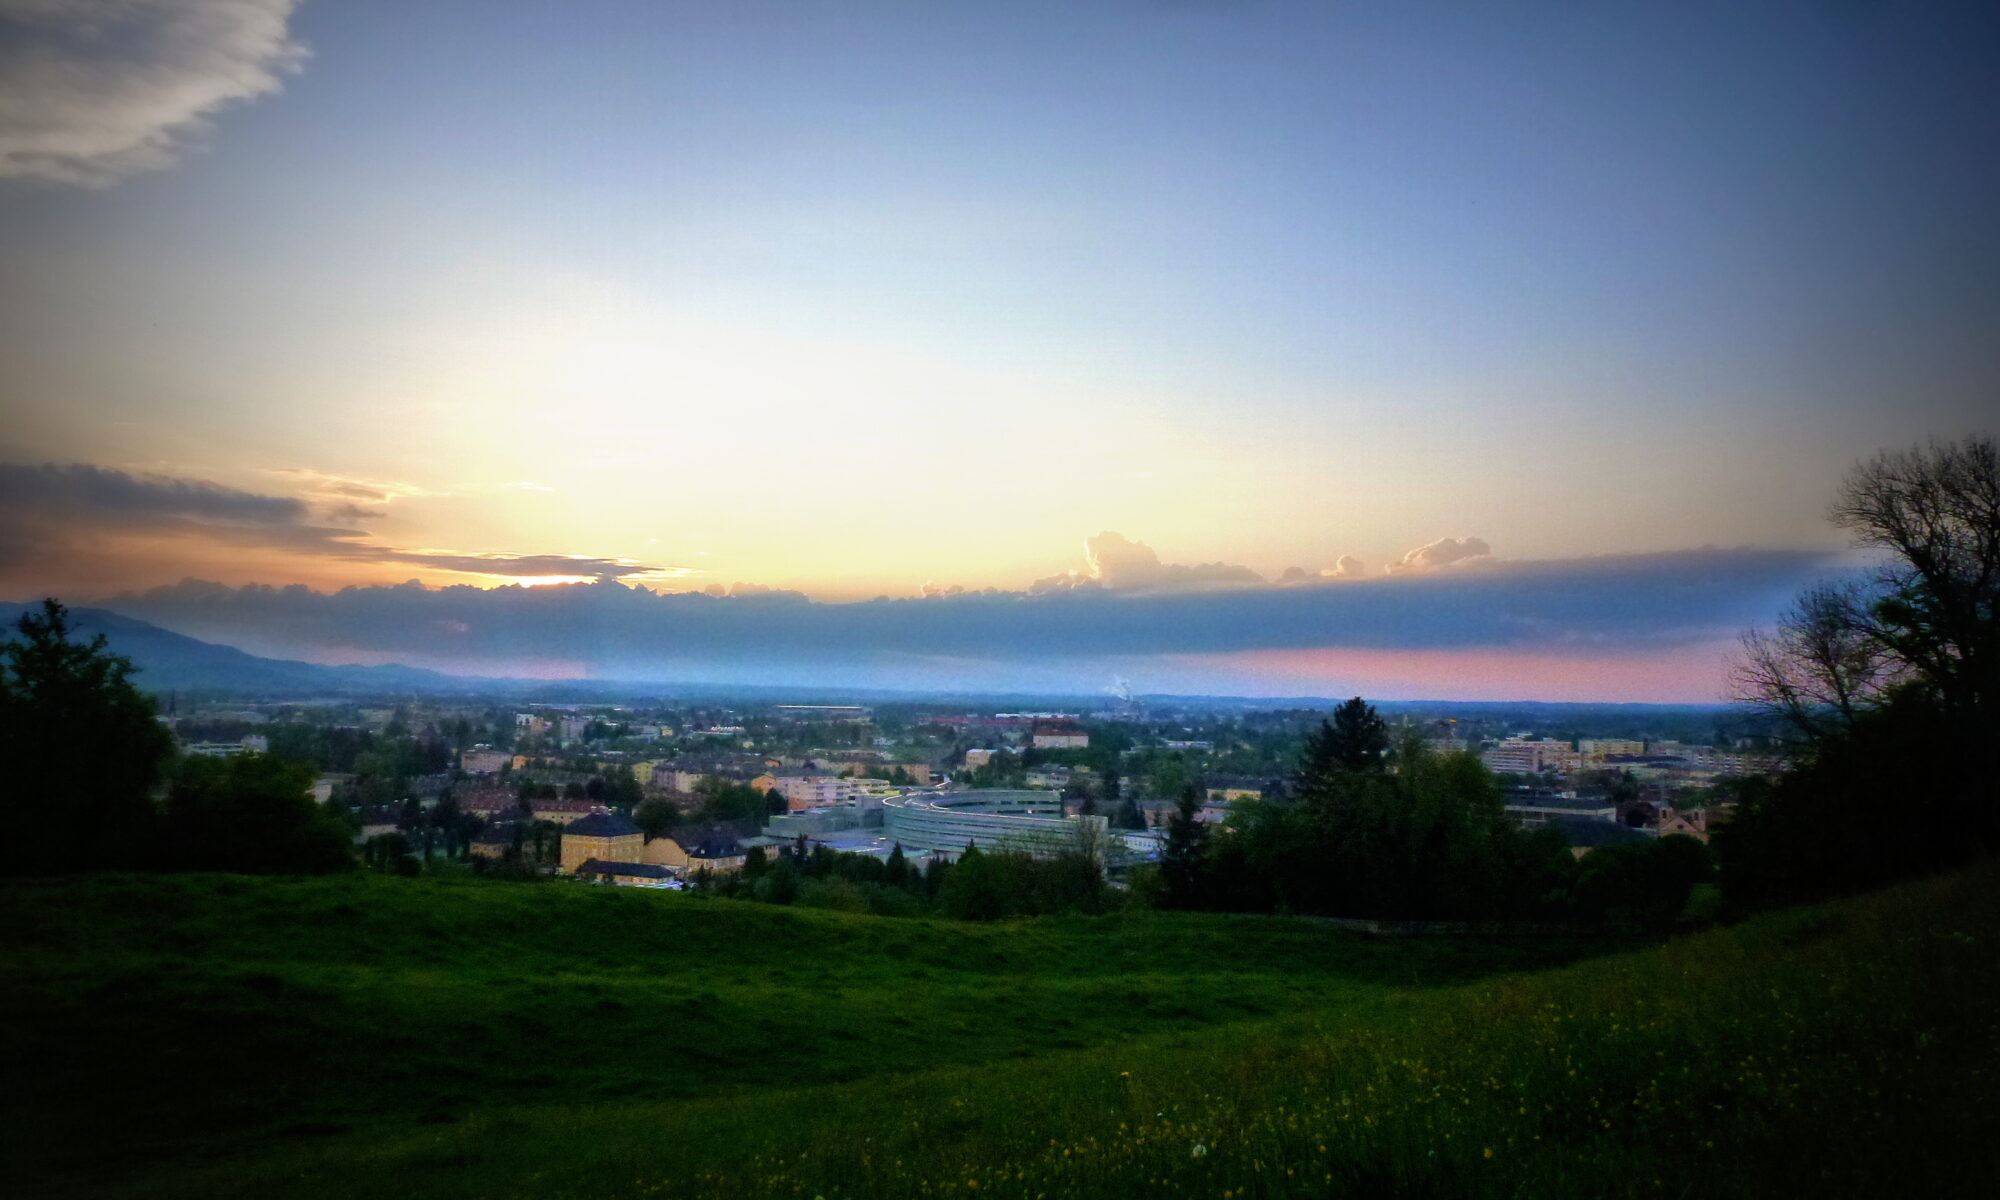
top-left (881, 789), bottom-right (1104, 858)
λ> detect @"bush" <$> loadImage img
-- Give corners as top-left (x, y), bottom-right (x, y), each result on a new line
top-left (1571, 835), bottom-right (1713, 930)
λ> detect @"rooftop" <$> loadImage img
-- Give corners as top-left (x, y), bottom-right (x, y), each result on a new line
top-left (565, 811), bottom-right (641, 838)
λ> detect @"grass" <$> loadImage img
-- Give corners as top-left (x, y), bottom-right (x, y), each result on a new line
top-left (4, 865), bottom-right (1996, 1197)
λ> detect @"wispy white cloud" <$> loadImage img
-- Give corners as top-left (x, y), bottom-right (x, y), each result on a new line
top-left (0, 0), bottom-right (306, 186)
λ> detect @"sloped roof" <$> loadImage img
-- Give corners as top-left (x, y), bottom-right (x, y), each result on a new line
top-left (565, 811), bottom-right (641, 838)
top-left (1550, 815), bottom-right (1653, 848)
top-left (656, 820), bottom-right (750, 859)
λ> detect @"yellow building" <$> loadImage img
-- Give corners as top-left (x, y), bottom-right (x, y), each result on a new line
top-left (641, 826), bottom-right (749, 875)
top-left (560, 811), bottom-right (644, 874)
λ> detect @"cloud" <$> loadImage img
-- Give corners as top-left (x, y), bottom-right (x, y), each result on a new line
top-left (95, 547), bottom-right (1834, 694)
top-left (720, 581), bottom-right (810, 602)
top-left (267, 468), bottom-right (436, 505)
top-left (1031, 531), bottom-right (1263, 593)
top-left (0, 0), bottom-right (307, 186)
top-left (0, 460), bottom-right (688, 583)
top-left (1321, 555), bottom-right (1367, 579)
top-left (0, 460), bottom-right (306, 524)
top-left (1386, 536), bottom-right (1492, 574)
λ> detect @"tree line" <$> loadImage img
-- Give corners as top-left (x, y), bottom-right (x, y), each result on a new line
top-left (1147, 698), bottom-right (1712, 928)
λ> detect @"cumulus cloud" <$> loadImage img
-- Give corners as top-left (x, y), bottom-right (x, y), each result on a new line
top-left (0, 460), bottom-right (688, 583)
top-left (716, 581), bottom-right (809, 602)
top-left (1321, 555), bottom-right (1367, 580)
top-left (1031, 531), bottom-right (1263, 593)
top-left (1386, 536), bottom-right (1492, 574)
top-left (0, 0), bottom-right (306, 186)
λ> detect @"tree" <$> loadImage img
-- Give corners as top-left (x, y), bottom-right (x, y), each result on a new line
top-left (1570, 835), bottom-right (1713, 931)
top-left (1728, 436), bottom-right (2000, 903)
top-left (1160, 786), bottom-right (1209, 909)
top-left (633, 797), bottom-right (680, 840)
top-left (1297, 697), bottom-right (1391, 795)
top-left (1830, 436), bottom-right (1999, 730)
top-left (158, 753), bottom-right (355, 874)
top-left (1741, 437), bottom-right (1999, 742)
top-left (0, 599), bottom-right (175, 866)
top-left (1736, 583), bottom-right (1893, 750)
top-left (940, 845), bottom-right (1010, 921)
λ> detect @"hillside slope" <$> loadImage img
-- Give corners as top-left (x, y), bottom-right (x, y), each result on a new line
top-left (5, 866), bottom-right (1996, 1198)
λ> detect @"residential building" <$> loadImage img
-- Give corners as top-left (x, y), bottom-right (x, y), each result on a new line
top-left (1655, 806), bottom-right (1713, 843)
top-left (470, 824), bottom-right (517, 861)
top-left (460, 747), bottom-right (510, 775)
top-left (771, 768), bottom-right (858, 809)
top-left (458, 789), bottom-right (518, 819)
top-left (560, 811), bottom-right (643, 874)
top-left (1482, 738), bottom-right (1579, 775)
top-left (1024, 764), bottom-right (1073, 790)
top-left (640, 823), bottom-right (751, 875)
top-left (1578, 739), bottom-right (1647, 761)
top-left (530, 797), bottom-right (609, 825)
top-left (1204, 775), bottom-right (1278, 804)
top-left (1031, 721), bottom-right (1090, 750)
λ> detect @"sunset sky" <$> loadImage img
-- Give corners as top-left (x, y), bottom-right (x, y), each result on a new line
top-left (2, 1), bottom-right (1995, 700)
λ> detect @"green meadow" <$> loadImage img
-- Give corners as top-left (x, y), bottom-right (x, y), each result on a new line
top-left (5, 865), bottom-right (1996, 1198)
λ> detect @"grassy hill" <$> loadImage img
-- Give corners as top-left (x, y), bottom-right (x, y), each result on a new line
top-left (5, 866), bottom-right (1996, 1198)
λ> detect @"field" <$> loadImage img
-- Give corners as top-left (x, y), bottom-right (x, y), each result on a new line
top-left (4, 865), bottom-right (1996, 1198)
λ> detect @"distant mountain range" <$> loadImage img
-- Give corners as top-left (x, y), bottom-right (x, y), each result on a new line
top-left (0, 601), bottom-right (491, 696)
top-left (0, 599), bottom-right (1737, 720)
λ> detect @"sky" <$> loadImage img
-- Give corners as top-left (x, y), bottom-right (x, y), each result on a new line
top-left (1, 0), bottom-right (1995, 700)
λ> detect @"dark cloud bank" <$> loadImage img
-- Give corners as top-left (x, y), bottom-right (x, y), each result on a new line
top-left (100, 548), bottom-right (1830, 687)
top-left (0, 461), bottom-right (672, 580)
